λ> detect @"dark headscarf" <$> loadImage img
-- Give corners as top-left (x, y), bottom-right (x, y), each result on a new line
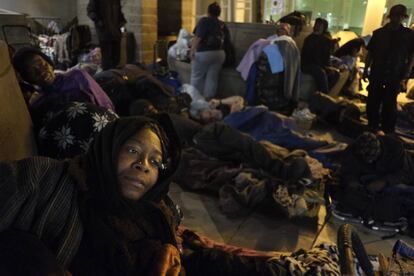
top-left (70, 115), bottom-right (181, 275)
top-left (12, 47), bottom-right (54, 81)
top-left (83, 114), bottom-right (181, 212)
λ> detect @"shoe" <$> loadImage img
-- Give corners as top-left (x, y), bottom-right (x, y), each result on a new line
top-left (292, 108), bottom-right (316, 120)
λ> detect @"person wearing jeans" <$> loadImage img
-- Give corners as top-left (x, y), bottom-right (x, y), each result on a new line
top-left (190, 2), bottom-right (229, 99)
top-left (191, 50), bottom-right (225, 99)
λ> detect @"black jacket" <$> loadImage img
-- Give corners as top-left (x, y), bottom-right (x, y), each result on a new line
top-left (340, 135), bottom-right (414, 187)
top-left (87, 0), bottom-right (126, 41)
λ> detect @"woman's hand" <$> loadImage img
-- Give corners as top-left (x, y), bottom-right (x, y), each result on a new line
top-left (208, 99), bottom-right (221, 108)
top-left (150, 244), bottom-right (181, 276)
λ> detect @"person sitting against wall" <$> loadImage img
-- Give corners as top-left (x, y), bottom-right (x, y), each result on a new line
top-left (278, 11), bottom-right (306, 38)
top-left (333, 38), bottom-right (366, 96)
top-left (0, 115), bottom-right (183, 275)
top-left (301, 18), bottom-right (341, 94)
top-left (190, 2), bottom-right (230, 99)
top-left (12, 47), bottom-right (114, 125)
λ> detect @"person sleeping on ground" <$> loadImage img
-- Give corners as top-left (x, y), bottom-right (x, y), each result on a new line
top-left (12, 47), bottom-right (114, 125)
top-left (179, 85), bottom-right (329, 151)
top-left (130, 100), bottom-right (332, 218)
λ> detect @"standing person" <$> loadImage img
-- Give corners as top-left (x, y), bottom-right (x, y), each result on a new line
top-left (190, 2), bottom-right (229, 99)
top-left (363, 4), bottom-right (414, 134)
top-left (87, 0), bottom-right (127, 70)
top-left (301, 18), bottom-right (339, 94)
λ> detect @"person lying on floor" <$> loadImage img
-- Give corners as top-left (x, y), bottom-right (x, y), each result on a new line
top-left (180, 83), bottom-right (244, 123)
top-left (130, 99), bottom-right (312, 183)
top-left (307, 92), bottom-right (368, 138)
top-left (12, 47), bottom-right (114, 125)
top-left (333, 38), bottom-right (365, 96)
top-left (340, 132), bottom-right (414, 192)
top-left (0, 115), bottom-right (182, 275)
top-left (131, 101), bottom-right (328, 220)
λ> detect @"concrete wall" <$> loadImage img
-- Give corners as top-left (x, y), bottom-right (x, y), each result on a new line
top-left (0, 0), bottom-right (76, 23)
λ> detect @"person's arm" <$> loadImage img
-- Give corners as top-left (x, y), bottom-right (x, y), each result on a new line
top-left (190, 36), bottom-right (201, 59)
top-left (209, 96), bottom-right (244, 113)
top-left (404, 52), bottom-right (414, 80)
top-left (362, 52), bottom-right (373, 81)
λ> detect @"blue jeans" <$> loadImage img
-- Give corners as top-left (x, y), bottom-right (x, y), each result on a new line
top-left (191, 50), bottom-right (225, 99)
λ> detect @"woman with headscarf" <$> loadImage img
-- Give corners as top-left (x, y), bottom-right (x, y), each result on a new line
top-left (0, 115), bottom-right (182, 275)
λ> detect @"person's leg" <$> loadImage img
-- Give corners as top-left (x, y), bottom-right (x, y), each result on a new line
top-left (366, 80), bottom-right (383, 131)
top-left (100, 41), bottom-right (112, 70)
top-left (191, 52), bottom-right (209, 95)
top-left (203, 50), bottom-right (225, 99)
top-left (112, 39), bottom-right (121, 69)
top-left (381, 81), bottom-right (400, 133)
top-left (302, 64), bottom-right (329, 93)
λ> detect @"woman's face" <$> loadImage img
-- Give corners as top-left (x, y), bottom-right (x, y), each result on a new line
top-left (117, 128), bottom-right (163, 201)
top-left (25, 55), bottom-right (56, 87)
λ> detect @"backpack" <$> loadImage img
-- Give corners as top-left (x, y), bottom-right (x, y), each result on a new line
top-left (204, 21), bottom-right (226, 50)
top-left (254, 53), bottom-right (290, 112)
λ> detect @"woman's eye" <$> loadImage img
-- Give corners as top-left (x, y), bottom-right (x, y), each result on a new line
top-left (127, 147), bottom-right (139, 154)
top-left (150, 159), bottom-right (162, 168)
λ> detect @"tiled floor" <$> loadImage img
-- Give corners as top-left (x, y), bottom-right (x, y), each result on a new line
top-left (170, 182), bottom-right (414, 257)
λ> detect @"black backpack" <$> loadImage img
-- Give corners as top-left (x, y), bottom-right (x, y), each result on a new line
top-left (204, 21), bottom-right (226, 50)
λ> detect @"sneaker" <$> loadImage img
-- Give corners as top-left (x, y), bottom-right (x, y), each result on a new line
top-left (292, 108), bottom-right (316, 120)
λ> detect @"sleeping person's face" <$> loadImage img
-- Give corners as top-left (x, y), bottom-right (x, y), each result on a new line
top-left (117, 128), bottom-right (163, 200)
top-left (199, 108), bottom-right (223, 123)
top-left (25, 54), bottom-right (56, 87)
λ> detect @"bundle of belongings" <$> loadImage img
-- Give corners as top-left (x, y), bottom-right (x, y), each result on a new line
top-left (34, 22), bottom-right (93, 71)
top-left (173, 121), bottom-right (330, 219)
top-left (167, 28), bottom-right (193, 63)
top-left (328, 132), bottom-right (414, 235)
top-left (94, 63), bottom-right (191, 116)
top-left (237, 28), bottom-right (301, 111)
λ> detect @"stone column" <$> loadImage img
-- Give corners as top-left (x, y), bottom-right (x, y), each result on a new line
top-left (362, 0), bottom-right (387, 36)
top-left (139, 1), bottom-right (157, 63)
top-left (182, 0), bottom-right (195, 32)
